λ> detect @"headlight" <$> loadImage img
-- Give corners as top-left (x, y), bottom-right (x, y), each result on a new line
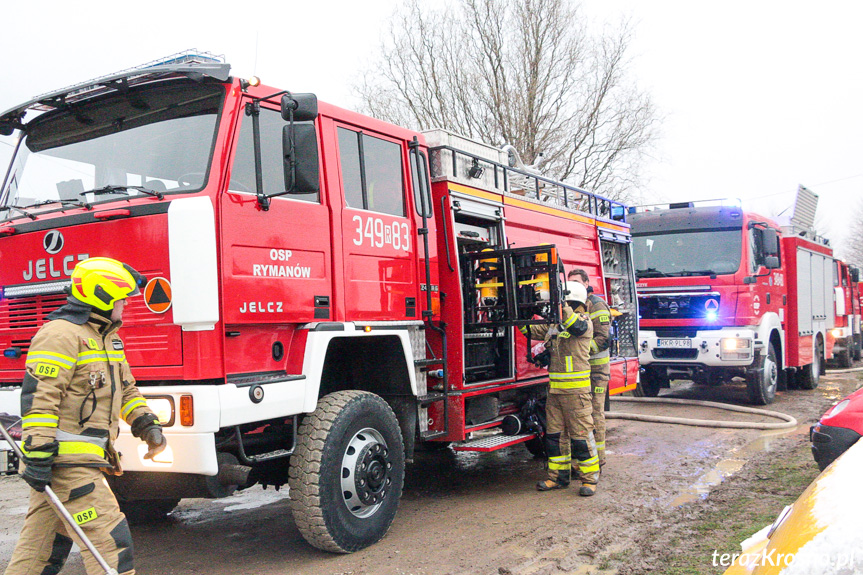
top-left (145, 397), bottom-right (175, 427)
top-left (720, 338), bottom-right (753, 360)
top-left (721, 338), bottom-right (750, 351)
top-left (831, 328), bottom-right (843, 338)
top-left (830, 399), bottom-right (851, 417)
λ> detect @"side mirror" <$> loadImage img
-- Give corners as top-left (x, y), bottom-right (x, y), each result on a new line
top-left (283, 123), bottom-right (320, 195)
top-left (762, 228), bottom-right (780, 256)
top-left (764, 256), bottom-right (780, 270)
top-left (281, 93), bottom-right (318, 122)
top-left (851, 267), bottom-right (860, 283)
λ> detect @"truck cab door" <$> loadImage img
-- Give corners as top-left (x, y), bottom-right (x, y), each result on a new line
top-left (334, 126), bottom-right (420, 321)
top-left (219, 102), bottom-right (333, 372)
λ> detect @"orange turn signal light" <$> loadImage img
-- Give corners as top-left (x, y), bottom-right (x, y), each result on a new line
top-left (179, 395), bottom-right (194, 427)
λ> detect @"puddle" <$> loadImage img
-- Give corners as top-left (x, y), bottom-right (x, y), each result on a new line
top-left (669, 425), bottom-right (806, 507)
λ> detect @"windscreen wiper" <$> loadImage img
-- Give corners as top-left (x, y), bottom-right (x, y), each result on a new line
top-left (0, 205), bottom-right (37, 220)
top-left (23, 198), bottom-right (93, 211)
top-left (82, 185), bottom-right (164, 201)
top-left (674, 270), bottom-right (717, 278)
top-left (636, 268), bottom-right (669, 278)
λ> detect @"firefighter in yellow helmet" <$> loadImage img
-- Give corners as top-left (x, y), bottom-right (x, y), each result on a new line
top-left (6, 257), bottom-right (165, 575)
top-left (568, 268), bottom-right (612, 469)
top-left (519, 280), bottom-right (600, 496)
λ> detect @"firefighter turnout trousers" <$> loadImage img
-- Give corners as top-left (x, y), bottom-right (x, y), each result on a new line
top-left (587, 293), bottom-right (612, 467)
top-left (544, 393), bottom-right (599, 486)
top-left (5, 467), bottom-right (134, 575)
top-left (589, 357), bottom-right (610, 466)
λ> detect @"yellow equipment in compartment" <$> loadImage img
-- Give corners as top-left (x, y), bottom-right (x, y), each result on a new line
top-left (476, 249), bottom-right (501, 305)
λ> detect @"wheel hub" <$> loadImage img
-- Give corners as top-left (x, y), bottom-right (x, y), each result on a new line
top-left (340, 428), bottom-right (392, 518)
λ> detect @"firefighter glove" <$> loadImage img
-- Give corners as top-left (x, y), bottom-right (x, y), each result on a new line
top-left (21, 439), bottom-right (58, 492)
top-left (143, 427), bottom-right (167, 460)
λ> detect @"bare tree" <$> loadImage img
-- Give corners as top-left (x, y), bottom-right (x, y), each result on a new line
top-left (355, 0), bottom-right (659, 201)
top-left (844, 198), bottom-right (863, 266)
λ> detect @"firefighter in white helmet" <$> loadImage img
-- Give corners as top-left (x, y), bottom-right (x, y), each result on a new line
top-left (6, 257), bottom-right (165, 575)
top-left (519, 280), bottom-right (600, 496)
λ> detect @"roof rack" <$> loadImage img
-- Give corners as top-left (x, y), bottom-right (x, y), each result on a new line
top-left (423, 129), bottom-right (629, 223)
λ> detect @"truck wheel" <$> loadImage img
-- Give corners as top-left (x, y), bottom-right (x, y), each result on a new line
top-left (853, 335), bottom-right (862, 361)
top-left (119, 499), bottom-right (179, 525)
top-left (746, 342), bottom-right (778, 405)
top-left (633, 369), bottom-right (662, 397)
top-left (796, 340), bottom-right (822, 390)
top-left (835, 340), bottom-right (852, 368)
top-left (289, 391), bottom-right (405, 553)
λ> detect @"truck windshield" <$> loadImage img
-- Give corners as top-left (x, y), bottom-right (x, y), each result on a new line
top-left (632, 228), bottom-right (742, 278)
top-left (1, 82), bottom-right (224, 218)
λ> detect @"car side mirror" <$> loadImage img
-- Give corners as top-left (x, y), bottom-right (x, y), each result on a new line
top-left (765, 256), bottom-right (780, 270)
top-left (281, 93), bottom-right (318, 122)
top-left (283, 123), bottom-right (320, 195)
top-left (762, 228), bottom-right (780, 256)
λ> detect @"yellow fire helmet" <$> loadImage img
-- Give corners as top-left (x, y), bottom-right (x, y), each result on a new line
top-left (70, 257), bottom-right (145, 311)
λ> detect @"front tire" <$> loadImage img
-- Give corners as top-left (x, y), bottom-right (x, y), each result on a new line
top-left (633, 368), bottom-right (664, 397)
top-left (289, 391), bottom-right (405, 553)
top-left (119, 499), bottom-right (179, 525)
top-left (835, 340), bottom-right (852, 368)
top-left (746, 342), bottom-right (778, 405)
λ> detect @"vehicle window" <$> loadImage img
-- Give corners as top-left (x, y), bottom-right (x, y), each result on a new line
top-left (2, 82), bottom-right (223, 215)
top-left (229, 106), bottom-right (319, 202)
top-left (632, 228), bottom-right (742, 278)
top-left (337, 127), bottom-right (405, 217)
top-left (337, 128), bottom-right (364, 209)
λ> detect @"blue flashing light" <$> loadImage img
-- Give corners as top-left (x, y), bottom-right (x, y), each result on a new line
top-left (3, 347), bottom-right (22, 359)
top-left (706, 310), bottom-right (718, 322)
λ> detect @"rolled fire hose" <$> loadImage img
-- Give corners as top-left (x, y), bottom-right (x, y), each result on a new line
top-left (606, 396), bottom-right (798, 430)
top-left (0, 421), bottom-right (119, 575)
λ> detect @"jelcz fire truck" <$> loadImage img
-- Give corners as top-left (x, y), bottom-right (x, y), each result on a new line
top-left (0, 58), bottom-right (639, 552)
top-left (630, 193), bottom-right (834, 405)
top-left (829, 259), bottom-right (862, 367)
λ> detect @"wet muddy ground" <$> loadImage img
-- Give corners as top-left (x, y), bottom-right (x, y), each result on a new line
top-left (1, 367), bottom-right (861, 575)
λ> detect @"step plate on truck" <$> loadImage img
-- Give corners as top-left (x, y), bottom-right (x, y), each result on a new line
top-left (452, 433), bottom-right (536, 452)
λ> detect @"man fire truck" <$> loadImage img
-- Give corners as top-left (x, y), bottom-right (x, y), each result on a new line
top-left (629, 190), bottom-right (834, 405)
top-left (0, 55), bottom-right (638, 553)
top-left (829, 259), bottom-right (862, 367)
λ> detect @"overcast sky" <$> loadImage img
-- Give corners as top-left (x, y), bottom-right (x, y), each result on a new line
top-left (1, 1), bottom-right (861, 257)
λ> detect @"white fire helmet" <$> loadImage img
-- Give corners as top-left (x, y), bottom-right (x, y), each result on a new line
top-left (564, 281), bottom-right (588, 305)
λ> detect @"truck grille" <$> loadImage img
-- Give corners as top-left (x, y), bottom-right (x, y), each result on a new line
top-left (0, 294), bottom-right (67, 332)
top-left (651, 348), bottom-right (699, 360)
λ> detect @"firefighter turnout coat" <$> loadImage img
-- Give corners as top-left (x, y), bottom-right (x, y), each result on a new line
top-left (21, 300), bottom-right (155, 470)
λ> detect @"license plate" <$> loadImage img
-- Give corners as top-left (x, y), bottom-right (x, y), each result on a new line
top-left (657, 338), bottom-right (691, 348)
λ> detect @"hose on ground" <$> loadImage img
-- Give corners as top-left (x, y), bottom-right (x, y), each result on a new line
top-left (607, 396), bottom-right (798, 430)
top-left (825, 366), bottom-right (863, 374)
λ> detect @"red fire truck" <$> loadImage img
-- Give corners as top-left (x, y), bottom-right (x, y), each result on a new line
top-left (829, 259), bottom-right (862, 366)
top-left (630, 194), bottom-right (835, 405)
top-left (0, 58), bottom-right (638, 552)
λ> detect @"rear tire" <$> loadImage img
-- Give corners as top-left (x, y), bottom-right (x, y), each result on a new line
top-left (289, 391), bottom-right (405, 553)
top-left (797, 339), bottom-right (822, 390)
top-left (746, 342), bottom-right (778, 405)
top-left (119, 499), bottom-right (179, 525)
top-left (853, 335), bottom-right (862, 361)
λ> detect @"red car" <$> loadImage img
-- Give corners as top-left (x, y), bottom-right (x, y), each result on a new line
top-left (810, 387), bottom-right (863, 470)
